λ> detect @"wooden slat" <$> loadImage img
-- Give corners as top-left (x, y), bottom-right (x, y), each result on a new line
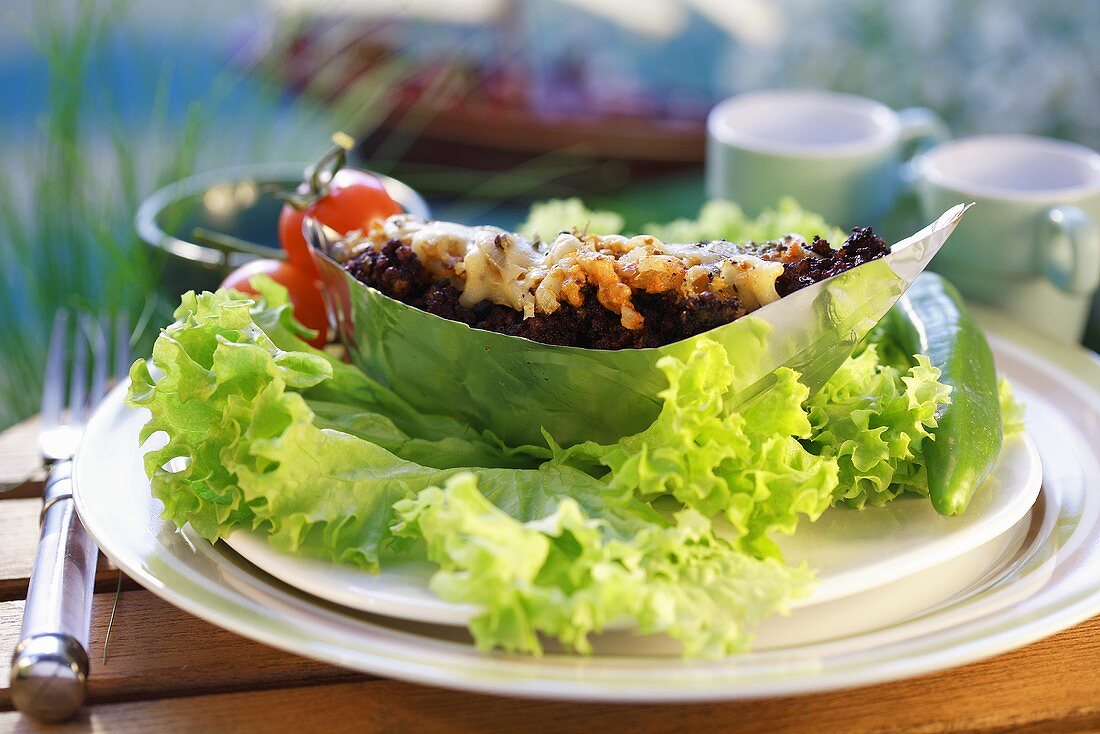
top-left (0, 417), bottom-right (44, 493)
top-left (0, 483), bottom-right (45, 500)
top-left (5, 620), bottom-right (1100, 734)
top-left (0, 591), bottom-right (366, 712)
top-left (0, 500), bottom-right (136, 602)
top-left (0, 501), bottom-right (41, 602)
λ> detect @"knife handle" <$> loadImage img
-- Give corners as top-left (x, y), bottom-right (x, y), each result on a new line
top-left (9, 460), bottom-right (99, 723)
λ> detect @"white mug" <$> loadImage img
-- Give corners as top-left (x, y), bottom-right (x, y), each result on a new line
top-left (914, 135), bottom-right (1100, 342)
top-left (706, 89), bottom-right (947, 228)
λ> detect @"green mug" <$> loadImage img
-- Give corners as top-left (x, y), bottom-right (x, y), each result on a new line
top-left (914, 135), bottom-right (1100, 342)
top-left (706, 89), bottom-right (947, 228)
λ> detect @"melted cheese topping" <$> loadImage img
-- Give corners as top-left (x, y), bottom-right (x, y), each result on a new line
top-left (342, 216), bottom-right (813, 329)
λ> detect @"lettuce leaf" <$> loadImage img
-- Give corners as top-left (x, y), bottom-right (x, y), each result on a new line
top-left (807, 345), bottom-right (951, 508)
top-left (129, 279), bottom-right (953, 657)
top-left (643, 198), bottom-right (848, 248)
top-left (392, 472), bottom-right (811, 658)
top-left (129, 285), bottom-right (603, 569)
top-left (518, 198), bottom-right (625, 240)
top-left (518, 196), bottom-right (847, 246)
top-left (559, 342), bottom-right (838, 559)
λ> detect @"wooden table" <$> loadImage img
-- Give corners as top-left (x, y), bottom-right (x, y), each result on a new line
top-left (2, 417), bottom-right (1100, 733)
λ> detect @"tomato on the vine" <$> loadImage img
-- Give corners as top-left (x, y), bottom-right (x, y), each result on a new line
top-left (278, 135), bottom-right (402, 277)
top-left (224, 134), bottom-right (403, 349)
top-left (220, 259), bottom-right (329, 349)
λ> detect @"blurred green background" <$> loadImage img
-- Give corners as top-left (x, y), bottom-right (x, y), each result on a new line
top-left (2, 0), bottom-right (1099, 430)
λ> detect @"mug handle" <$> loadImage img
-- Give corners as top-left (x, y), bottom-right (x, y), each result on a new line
top-left (1038, 205), bottom-right (1100, 295)
top-left (897, 107), bottom-right (950, 158)
top-left (896, 108), bottom-right (950, 196)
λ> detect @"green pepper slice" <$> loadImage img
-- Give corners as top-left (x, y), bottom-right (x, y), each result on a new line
top-left (885, 272), bottom-right (1002, 515)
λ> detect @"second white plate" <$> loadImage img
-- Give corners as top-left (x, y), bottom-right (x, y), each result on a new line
top-left (225, 433), bottom-right (1041, 626)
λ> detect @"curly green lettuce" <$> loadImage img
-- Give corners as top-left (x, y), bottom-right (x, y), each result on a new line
top-left (643, 198), bottom-right (848, 247)
top-left (128, 279), bottom-right (952, 657)
top-left (807, 345), bottom-right (952, 508)
top-left (393, 473), bottom-right (811, 658)
top-left (518, 196), bottom-right (847, 246)
top-left (517, 198), bottom-right (625, 240)
top-left (557, 344), bottom-right (839, 559)
top-left (128, 283), bottom-right (589, 569)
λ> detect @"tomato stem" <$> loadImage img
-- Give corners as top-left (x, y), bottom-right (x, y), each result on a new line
top-left (281, 133), bottom-right (356, 211)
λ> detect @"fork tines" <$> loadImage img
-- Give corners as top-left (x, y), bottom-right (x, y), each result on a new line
top-left (41, 310), bottom-right (133, 437)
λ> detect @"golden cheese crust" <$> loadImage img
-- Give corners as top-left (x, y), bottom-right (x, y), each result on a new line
top-left (337, 216), bottom-right (825, 331)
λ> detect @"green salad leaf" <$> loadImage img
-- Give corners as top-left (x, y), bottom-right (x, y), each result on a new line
top-left (518, 196), bottom-right (848, 246)
top-left (394, 473), bottom-right (811, 658)
top-left (128, 284), bottom-right (574, 569)
top-left (518, 198), bottom-right (625, 240)
top-left (129, 272), bottom-right (954, 657)
top-left (808, 346), bottom-right (952, 508)
top-left (643, 198), bottom-right (848, 248)
top-left (558, 343), bottom-right (838, 559)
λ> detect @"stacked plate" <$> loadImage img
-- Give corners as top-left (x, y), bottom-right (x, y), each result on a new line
top-left (73, 308), bottom-right (1100, 701)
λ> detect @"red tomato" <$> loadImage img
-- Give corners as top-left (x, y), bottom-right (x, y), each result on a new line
top-left (279, 168), bottom-right (402, 276)
top-left (220, 259), bottom-right (328, 348)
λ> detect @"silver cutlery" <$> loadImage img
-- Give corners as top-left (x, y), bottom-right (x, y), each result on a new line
top-left (9, 310), bottom-right (131, 723)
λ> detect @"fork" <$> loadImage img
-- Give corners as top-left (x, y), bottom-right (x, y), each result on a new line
top-left (8, 310), bottom-right (131, 723)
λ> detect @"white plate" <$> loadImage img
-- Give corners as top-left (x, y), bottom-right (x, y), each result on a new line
top-left (224, 434), bottom-right (1040, 626)
top-left (74, 309), bottom-right (1100, 701)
